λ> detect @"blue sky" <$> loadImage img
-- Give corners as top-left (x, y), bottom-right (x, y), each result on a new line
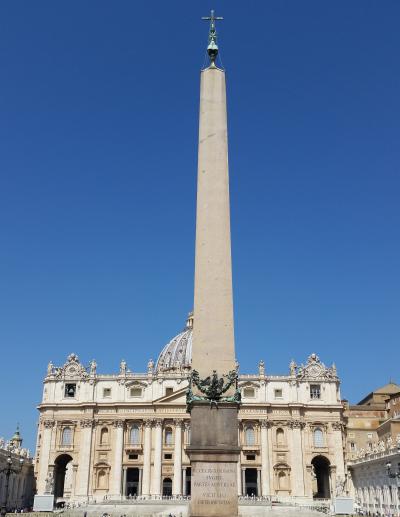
top-left (1, 1), bottom-right (399, 450)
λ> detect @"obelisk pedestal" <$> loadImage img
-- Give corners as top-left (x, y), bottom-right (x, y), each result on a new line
top-left (188, 404), bottom-right (239, 517)
top-left (187, 18), bottom-right (240, 515)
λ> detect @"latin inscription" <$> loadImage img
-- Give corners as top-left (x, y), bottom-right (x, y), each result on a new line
top-left (191, 462), bottom-right (237, 515)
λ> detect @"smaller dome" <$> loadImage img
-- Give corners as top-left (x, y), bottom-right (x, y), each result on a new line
top-left (155, 313), bottom-right (193, 373)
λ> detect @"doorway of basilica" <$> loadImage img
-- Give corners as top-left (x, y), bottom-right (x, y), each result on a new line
top-left (54, 454), bottom-right (73, 500)
top-left (126, 468), bottom-right (140, 496)
top-left (162, 477), bottom-right (172, 496)
top-left (311, 455), bottom-right (331, 499)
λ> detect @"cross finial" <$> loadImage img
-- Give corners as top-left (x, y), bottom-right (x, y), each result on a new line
top-left (201, 9), bottom-right (223, 67)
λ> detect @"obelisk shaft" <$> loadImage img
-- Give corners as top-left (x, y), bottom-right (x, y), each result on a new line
top-left (192, 66), bottom-right (235, 376)
top-left (189, 65), bottom-right (239, 517)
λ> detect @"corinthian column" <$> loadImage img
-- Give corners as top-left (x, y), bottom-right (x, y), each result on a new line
top-left (110, 420), bottom-right (124, 499)
top-left (37, 420), bottom-right (54, 494)
top-left (151, 419), bottom-right (163, 496)
top-left (290, 420), bottom-right (305, 496)
top-left (76, 420), bottom-right (94, 499)
top-left (260, 420), bottom-right (270, 496)
top-left (173, 420), bottom-right (183, 496)
top-left (141, 420), bottom-right (152, 496)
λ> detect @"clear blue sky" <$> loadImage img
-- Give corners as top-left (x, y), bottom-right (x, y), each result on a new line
top-left (1, 1), bottom-right (399, 450)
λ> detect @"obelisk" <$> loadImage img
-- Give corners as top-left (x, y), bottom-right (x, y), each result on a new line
top-left (188, 11), bottom-right (240, 517)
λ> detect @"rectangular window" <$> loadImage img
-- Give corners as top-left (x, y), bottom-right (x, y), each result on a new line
top-left (246, 455), bottom-right (256, 461)
top-left (165, 387), bottom-right (174, 396)
top-left (310, 384), bottom-right (321, 399)
top-left (65, 384), bottom-right (76, 398)
top-left (274, 389), bottom-right (283, 399)
top-left (103, 388), bottom-right (111, 398)
top-left (130, 387), bottom-right (142, 397)
top-left (350, 442), bottom-right (356, 451)
top-left (164, 453), bottom-right (172, 460)
top-left (367, 433), bottom-right (373, 439)
top-left (128, 454), bottom-right (138, 460)
top-left (243, 388), bottom-right (255, 398)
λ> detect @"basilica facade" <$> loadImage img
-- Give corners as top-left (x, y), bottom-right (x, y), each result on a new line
top-left (35, 314), bottom-right (346, 505)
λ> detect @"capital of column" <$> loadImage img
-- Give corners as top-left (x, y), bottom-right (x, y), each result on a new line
top-left (289, 420), bottom-right (305, 429)
top-left (42, 419), bottom-right (55, 429)
top-left (113, 420), bottom-right (124, 429)
top-left (154, 419), bottom-right (163, 428)
top-left (184, 421), bottom-right (190, 430)
top-left (80, 419), bottom-right (94, 429)
top-left (260, 420), bottom-right (270, 429)
top-left (174, 419), bottom-right (184, 428)
top-left (144, 419), bottom-right (153, 428)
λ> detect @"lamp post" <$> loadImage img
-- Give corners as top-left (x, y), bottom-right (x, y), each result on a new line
top-left (0, 450), bottom-right (24, 517)
top-left (386, 461), bottom-right (400, 481)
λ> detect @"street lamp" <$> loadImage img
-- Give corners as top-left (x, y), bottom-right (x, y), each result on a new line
top-left (0, 451), bottom-right (24, 517)
top-left (386, 461), bottom-right (400, 480)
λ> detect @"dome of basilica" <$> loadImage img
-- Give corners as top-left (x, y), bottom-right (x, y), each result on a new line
top-left (155, 313), bottom-right (193, 373)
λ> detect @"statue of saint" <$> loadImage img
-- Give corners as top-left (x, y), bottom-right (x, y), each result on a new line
top-left (89, 359), bottom-right (97, 375)
top-left (120, 359), bottom-right (127, 375)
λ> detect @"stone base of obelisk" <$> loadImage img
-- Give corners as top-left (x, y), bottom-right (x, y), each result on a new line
top-left (187, 403), bottom-right (240, 517)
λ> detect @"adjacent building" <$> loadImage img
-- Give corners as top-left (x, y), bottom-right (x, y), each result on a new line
top-left (346, 385), bottom-right (400, 516)
top-left (0, 428), bottom-right (35, 510)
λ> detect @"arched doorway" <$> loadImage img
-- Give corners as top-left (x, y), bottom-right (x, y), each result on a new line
top-left (54, 454), bottom-right (73, 500)
top-left (311, 456), bottom-right (331, 499)
top-left (162, 477), bottom-right (172, 496)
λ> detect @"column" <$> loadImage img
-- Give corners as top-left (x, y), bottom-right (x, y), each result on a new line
top-left (290, 421), bottom-right (305, 496)
top-left (76, 420), bottom-right (94, 499)
top-left (331, 422), bottom-right (345, 480)
top-left (241, 468), bottom-right (246, 496)
top-left (37, 420), bottom-right (54, 494)
top-left (257, 469), bottom-right (261, 497)
top-left (260, 420), bottom-right (270, 496)
top-left (151, 419), bottom-right (162, 496)
top-left (110, 420), bottom-right (124, 498)
top-left (173, 419), bottom-right (183, 496)
top-left (182, 468), bottom-right (187, 496)
top-left (141, 420), bottom-right (152, 496)
top-left (122, 467), bottom-right (127, 498)
top-left (237, 461), bottom-right (242, 496)
top-left (138, 468), bottom-right (142, 496)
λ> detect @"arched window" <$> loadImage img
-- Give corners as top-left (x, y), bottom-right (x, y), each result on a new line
top-left (62, 427), bottom-right (72, 446)
top-left (313, 428), bottom-right (324, 448)
top-left (97, 470), bottom-right (107, 489)
top-left (276, 428), bottom-right (285, 446)
top-left (165, 427), bottom-right (173, 446)
top-left (130, 425), bottom-right (140, 445)
top-left (245, 426), bottom-right (255, 446)
top-left (100, 427), bottom-right (109, 445)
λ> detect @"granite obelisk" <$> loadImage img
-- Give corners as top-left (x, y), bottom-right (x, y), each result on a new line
top-left (188, 11), bottom-right (240, 517)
